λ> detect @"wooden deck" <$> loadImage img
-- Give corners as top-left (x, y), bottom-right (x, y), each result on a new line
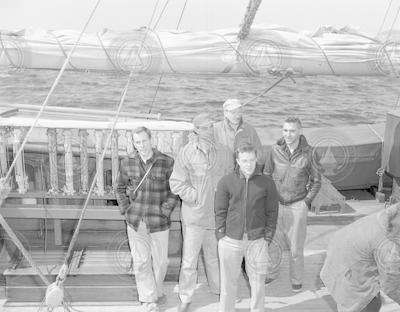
top-left (0, 199), bottom-right (399, 311)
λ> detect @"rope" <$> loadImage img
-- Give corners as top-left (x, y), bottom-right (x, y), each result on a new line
top-left (0, 33), bottom-right (23, 68)
top-left (150, 29), bottom-right (176, 73)
top-left (148, 74), bottom-right (163, 113)
top-left (243, 71), bottom-right (293, 106)
top-left (153, 0), bottom-right (171, 30)
top-left (368, 124), bottom-right (385, 193)
top-left (309, 36), bottom-right (337, 76)
top-left (96, 32), bottom-right (121, 72)
top-left (49, 31), bottom-right (79, 71)
top-left (378, 0), bottom-right (394, 35)
top-left (176, 0), bottom-right (189, 30)
top-left (55, 0), bottom-right (162, 286)
top-left (385, 5), bottom-right (400, 42)
top-left (0, 0), bottom-right (102, 287)
top-left (238, 0), bottom-right (263, 40)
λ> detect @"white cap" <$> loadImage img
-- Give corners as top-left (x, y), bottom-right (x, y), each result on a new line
top-left (223, 98), bottom-right (242, 111)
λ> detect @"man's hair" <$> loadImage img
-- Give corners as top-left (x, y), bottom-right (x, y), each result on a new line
top-left (132, 126), bottom-right (152, 139)
top-left (284, 117), bottom-right (302, 128)
top-left (235, 143), bottom-right (257, 159)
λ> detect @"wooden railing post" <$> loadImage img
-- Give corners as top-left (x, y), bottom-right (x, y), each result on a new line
top-left (111, 131), bottom-right (119, 190)
top-left (0, 128), bottom-right (9, 178)
top-left (94, 130), bottom-right (104, 196)
top-left (13, 127), bottom-right (28, 193)
top-left (47, 128), bottom-right (59, 193)
top-left (62, 129), bottom-right (74, 195)
top-left (79, 129), bottom-right (89, 193)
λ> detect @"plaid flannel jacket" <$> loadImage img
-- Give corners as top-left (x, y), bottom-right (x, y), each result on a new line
top-left (115, 149), bottom-right (179, 233)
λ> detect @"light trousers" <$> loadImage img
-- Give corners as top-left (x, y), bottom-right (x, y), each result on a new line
top-left (218, 235), bottom-right (268, 312)
top-left (270, 200), bottom-right (308, 285)
top-left (126, 221), bottom-right (169, 303)
top-left (179, 224), bottom-right (220, 303)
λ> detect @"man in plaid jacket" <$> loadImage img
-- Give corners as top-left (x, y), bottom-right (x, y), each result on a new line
top-left (116, 126), bottom-right (178, 312)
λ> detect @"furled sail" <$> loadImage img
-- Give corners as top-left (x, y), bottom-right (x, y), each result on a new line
top-left (0, 25), bottom-right (399, 76)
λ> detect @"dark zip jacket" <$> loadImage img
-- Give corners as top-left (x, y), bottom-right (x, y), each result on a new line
top-left (214, 165), bottom-right (279, 242)
top-left (264, 135), bottom-right (321, 206)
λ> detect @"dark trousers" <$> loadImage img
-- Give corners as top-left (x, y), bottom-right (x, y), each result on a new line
top-left (360, 293), bottom-right (381, 312)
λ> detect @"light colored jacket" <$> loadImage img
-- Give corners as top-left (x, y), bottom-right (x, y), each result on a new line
top-left (320, 208), bottom-right (400, 312)
top-left (214, 118), bottom-right (263, 163)
top-left (170, 139), bottom-right (233, 228)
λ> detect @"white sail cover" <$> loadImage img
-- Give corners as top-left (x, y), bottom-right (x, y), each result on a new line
top-left (0, 25), bottom-right (399, 76)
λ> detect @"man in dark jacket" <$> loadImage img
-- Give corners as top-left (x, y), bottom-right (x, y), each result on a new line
top-left (215, 143), bottom-right (279, 312)
top-left (264, 117), bottom-right (321, 292)
top-left (116, 126), bottom-right (178, 312)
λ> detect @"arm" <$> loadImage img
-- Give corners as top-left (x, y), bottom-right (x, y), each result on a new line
top-left (377, 241), bottom-right (400, 303)
top-left (265, 177), bottom-right (279, 243)
top-left (305, 149), bottom-right (322, 207)
top-left (263, 148), bottom-right (275, 176)
top-left (214, 177), bottom-right (230, 240)
top-left (169, 149), bottom-right (197, 203)
top-left (161, 157), bottom-right (180, 218)
top-left (115, 158), bottom-right (131, 215)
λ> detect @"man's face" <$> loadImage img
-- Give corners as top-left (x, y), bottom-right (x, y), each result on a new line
top-left (236, 151), bottom-right (257, 177)
top-left (133, 131), bottom-right (152, 156)
top-left (196, 123), bottom-right (214, 140)
top-left (282, 122), bottom-right (301, 145)
top-left (224, 107), bottom-right (242, 125)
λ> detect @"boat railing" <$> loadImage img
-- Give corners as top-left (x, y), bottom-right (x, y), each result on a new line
top-left (0, 121), bottom-right (189, 220)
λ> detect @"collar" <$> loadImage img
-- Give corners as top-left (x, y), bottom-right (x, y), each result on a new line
top-left (235, 164), bottom-right (263, 180)
top-left (139, 148), bottom-right (160, 165)
top-left (277, 134), bottom-right (309, 154)
top-left (224, 117), bottom-right (243, 132)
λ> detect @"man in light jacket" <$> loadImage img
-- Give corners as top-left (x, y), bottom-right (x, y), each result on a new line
top-left (320, 203), bottom-right (400, 312)
top-left (264, 117), bottom-right (321, 292)
top-left (170, 113), bottom-right (233, 312)
top-left (215, 143), bottom-right (279, 312)
top-left (214, 98), bottom-right (264, 164)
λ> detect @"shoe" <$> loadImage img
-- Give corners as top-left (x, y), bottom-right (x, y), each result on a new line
top-left (265, 277), bottom-right (275, 285)
top-left (292, 284), bottom-right (303, 292)
top-left (156, 294), bottom-right (167, 305)
top-left (142, 302), bottom-right (159, 312)
top-left (177, 302), bottom-right (190, 312)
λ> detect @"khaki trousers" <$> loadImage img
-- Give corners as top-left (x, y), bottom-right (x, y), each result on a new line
top-left (126, 221), bottom-right (169, 303)
top-left (218, 235), bottom-right (268, 312)
top-left (270, 200), bottom-right (308, 285)
top-left (179, 224), bottom-right (220, 303)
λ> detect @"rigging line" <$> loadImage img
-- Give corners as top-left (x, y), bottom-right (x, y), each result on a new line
top-left (56, 0), bottom-right (161, 284)
top-left (176, 0), bottom-right (189, 30)
top-left (378, 0), bottom-right (394, 35)
top-left (243, 74), bottom-right (290, 106)
top-left (0, 0), bottom-right (102, 288)
top-left (149, 74), bottom-right (163, 114)
top-left (153, 0), bottom-right (170, 30)
top-left (386, 5), bottom-right (400, 42)
top-left (1, 0), bottom-right (101, 189)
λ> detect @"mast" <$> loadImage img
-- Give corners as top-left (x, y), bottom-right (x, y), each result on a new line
top-left (237, 0), bottom-right (263, 40)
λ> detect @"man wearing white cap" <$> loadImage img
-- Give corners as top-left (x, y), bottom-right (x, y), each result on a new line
top-left (214, 98), bottom-right (263, 163)
top-left (170, 113), bottom-right (233, 312)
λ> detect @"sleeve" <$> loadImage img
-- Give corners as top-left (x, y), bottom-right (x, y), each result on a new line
top-left (214, 177), bottom-right (230, 240)
top-left (264, 177), bottom-right (279, 243)
top-left (115, 158), bottom-right (131, 215)
top-left (263, 148), bottom-right (275, 176)
top-left (161, 157), bottom-right (180, 218)
top-left (305, 148), bottom-right (322, 206)
top-left (377, 242), bottom-right (400, 303)
top-left (169, 149), bottom-right (197, 203)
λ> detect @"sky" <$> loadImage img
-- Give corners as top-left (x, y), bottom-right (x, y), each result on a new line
top-left (0, 0), bottom-right (399, 36)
